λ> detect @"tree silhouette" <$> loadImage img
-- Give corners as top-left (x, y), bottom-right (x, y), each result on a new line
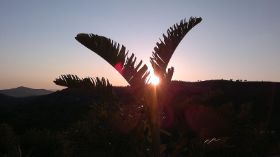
top-left (55, 16), bottom-right (202, 157)
top-left (75, 17), bottom-right (202, 89)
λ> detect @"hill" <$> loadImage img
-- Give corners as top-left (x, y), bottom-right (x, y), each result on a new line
top-left (0, 80), bottom-right (279, 156)
top-left (0, 93), bottom-right (14, 103)
top-left (0, 86), bottom-right (53, 97)
top-left (1, 80), bottom-right (279, 132)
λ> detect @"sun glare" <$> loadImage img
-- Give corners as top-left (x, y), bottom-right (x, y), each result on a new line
top-left (150, 74), bottom-right (160, 86)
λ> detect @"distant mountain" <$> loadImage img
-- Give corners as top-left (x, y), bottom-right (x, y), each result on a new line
top-left (0, 86), bottom-right (53, 97)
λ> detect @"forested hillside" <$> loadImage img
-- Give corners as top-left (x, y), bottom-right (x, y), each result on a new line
top-left (0, 80), bottom-right (279, 156)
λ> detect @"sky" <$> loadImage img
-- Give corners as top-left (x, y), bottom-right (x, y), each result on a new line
top-left (0, 0), bottom-right (280, 89)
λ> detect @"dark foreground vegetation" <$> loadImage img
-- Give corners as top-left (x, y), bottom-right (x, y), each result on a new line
top-left (0, 80), bottom-right (280, 157)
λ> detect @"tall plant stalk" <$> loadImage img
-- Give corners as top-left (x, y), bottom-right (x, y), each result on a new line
top-left (150, 86), bottom-right (160, 157)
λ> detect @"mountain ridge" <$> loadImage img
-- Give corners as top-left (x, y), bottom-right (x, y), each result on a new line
top-left (0, 86), bottom-right (53, 97)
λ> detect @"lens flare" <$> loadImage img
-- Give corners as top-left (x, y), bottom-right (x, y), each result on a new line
top-left (150, 74), bottom-right (160, 86)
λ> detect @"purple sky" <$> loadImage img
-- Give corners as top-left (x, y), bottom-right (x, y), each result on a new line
top-left (0, 0), bottom-right (280, 89)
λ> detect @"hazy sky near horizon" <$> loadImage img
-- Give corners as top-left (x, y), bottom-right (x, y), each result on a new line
top-left (0, 0), bottom-right (280, 89)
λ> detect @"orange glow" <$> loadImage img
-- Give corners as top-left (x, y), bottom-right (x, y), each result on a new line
top-left (150, 74), bottom-right (160, 86)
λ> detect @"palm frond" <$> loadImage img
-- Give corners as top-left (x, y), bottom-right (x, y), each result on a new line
top-left (75, 34), bottom-right (150, 88)
top-left (150, 17), bottom-right (202, 82)
top-left (53, 74), bottom-right (112, 88)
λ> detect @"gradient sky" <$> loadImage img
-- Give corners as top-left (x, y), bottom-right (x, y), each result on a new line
top-left (0, 0), bottom-right (279, 89)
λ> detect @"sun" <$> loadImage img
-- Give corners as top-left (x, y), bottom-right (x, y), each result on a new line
top-left (150, 74), bottom-right (160, 86)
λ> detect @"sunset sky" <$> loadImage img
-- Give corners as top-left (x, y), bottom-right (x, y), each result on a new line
top-left (0, 0), bottom-right (279, 89)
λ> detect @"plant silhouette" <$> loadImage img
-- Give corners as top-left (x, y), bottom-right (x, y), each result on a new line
top-left (54, 17), bottom-right (202, 157)
top-left (54, 17), bottom-right (202, 89)
top-left (150, 17), bottom-right (202, 85)
top-left (55, 17), bottom-right (202, 89)
top-left (54, 74), bottom-right (111, 89)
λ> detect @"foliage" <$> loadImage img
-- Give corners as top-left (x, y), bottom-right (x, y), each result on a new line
top-left (54, 74), bottom-right (112, 89)
top-left (150, 17), bottom-right (202, 84)
top-left (0, 123), bottom-right (19, 157)
top-left (75, 34), bottom-right (150, 89)
top-left (75, 17), bottom-right (202, 89)
top-left (20, 129), bottom-right (63, 157)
